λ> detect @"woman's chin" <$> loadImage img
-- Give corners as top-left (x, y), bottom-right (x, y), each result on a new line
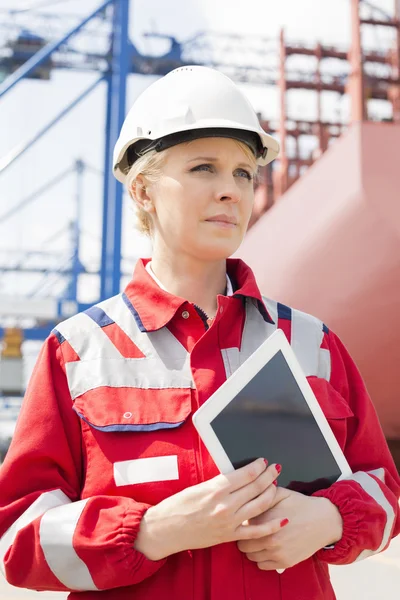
top-left (194, 240), bottom-right (242, 261)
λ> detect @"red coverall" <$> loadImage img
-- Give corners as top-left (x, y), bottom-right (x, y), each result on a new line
top-left (0, 258), bottom-right (399, 600)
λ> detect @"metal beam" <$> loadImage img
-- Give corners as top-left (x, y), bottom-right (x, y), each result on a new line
top-left (0, 0), bottom-right (112, 99)
top-left (100, 0), bottom-right (130, 300)
top-left (0, 76), bottom-right (104, 175)
top-left (100, 73), bottom-right (113, 301)
top-left (65, 160), bottom-right (85, 302)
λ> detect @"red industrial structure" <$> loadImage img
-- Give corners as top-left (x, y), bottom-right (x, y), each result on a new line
top-left (242, 0), bottom-right (400, 466)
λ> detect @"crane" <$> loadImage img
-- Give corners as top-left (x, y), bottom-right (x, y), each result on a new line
top-left (0, 0), bottom-right (285, 341)
top-left (0, 0), bottom-right (354, 341)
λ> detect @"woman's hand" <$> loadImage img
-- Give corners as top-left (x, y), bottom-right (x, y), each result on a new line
top-left (134, 458), bottom-right (284, 560)
top-left (237, 487), bottom-right (343, 571)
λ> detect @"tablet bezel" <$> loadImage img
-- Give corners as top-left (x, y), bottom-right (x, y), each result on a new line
top-left (192, 328), bottom-right (352, 479)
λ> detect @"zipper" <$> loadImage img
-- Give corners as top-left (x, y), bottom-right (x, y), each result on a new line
top-left (192, 281), bottom-right (227, 331)
top-left (193, 304), bottom-right (210, 331)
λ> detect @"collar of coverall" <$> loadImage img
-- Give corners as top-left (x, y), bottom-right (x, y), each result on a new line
top-left (145, 260), bottom-right (234, 297)
top-left (123, 257), bottom-right (275, 333)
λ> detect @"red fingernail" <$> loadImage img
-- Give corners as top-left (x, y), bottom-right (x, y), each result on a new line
top-left (276, 464), bottom-right (282, 474)
top-left (264, 458), bottom-right (268, 466)
top-left (280, 519), bottom-right (289, 528)
top-left (273, 480), bottom-right (278, 486)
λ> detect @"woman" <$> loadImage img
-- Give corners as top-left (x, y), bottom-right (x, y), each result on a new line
top-left (0, 66), bottom-right (399, 600)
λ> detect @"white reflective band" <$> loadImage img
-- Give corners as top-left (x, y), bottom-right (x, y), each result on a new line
top-left (318, 348), bottom-right (331, 381)
top-left (221, 298), bottom-right (278, 379)
top-left (239, 299), bottom-right (277, 365)
top-left (368, 468), bottom-right (385, 483)
top-left (39, 498), bottom-right (98, 591)
top-left (221, 348), bottom-right (240, 379)
top-left (66, 356), bottom-right (194, 399)
top-left (348, 471), bottom-right (395, 561)
top-left (97, 295), bottom-right (189, 365)
top-left (56, 312), bottom-right (122, 360)
top-left (0, 489), bottom-right (71, 576)
top-left (291, 309), bottom-right (324, 377)
top-left (114, 455), bottom-right (179, 486)
top-left (262, 296), bottom-right (279, 328)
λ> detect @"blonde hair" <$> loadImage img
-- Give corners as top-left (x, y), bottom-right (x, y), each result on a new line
top-left (125, 139), bottom-right (258, 236)
top-left (126, 149), bottom-right (166, 236)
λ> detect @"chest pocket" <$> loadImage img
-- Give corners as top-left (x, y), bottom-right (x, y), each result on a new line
top-left (307, 376), bottom-right (354, 451)
top-left (73, 387), bottom-right (196, 504)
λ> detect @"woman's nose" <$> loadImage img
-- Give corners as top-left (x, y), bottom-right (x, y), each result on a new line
top-left (214, 178), bottom-right (241, 203)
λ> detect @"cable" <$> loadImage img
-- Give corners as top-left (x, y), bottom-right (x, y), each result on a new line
top-left (39, 225), bottom-right (70, 248)
top-left (0, 166), bottom-right (73, 225)
top-left (360, 0), bottom-right (392, 21)
top-left (11, 0), bottom-right (73, 14)
top-left (83, 162), bottom-right (104, 177)
top-left (81, 228), bottom-right (101, 242)
top-left (28, 252), bottom-right (74, 297)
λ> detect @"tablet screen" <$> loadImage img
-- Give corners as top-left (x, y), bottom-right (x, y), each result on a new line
top-left (210, 350), bottom-right (342, 494)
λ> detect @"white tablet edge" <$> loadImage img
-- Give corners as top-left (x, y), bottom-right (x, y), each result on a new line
top-left (192, 328), bottom-right (352, 480)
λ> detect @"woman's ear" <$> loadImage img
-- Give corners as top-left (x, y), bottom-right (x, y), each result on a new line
top-left (131, 175), bottom-right (155, 213)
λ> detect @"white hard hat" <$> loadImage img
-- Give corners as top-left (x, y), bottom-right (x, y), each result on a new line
top-left (113, 65), bottom-right (280, 183)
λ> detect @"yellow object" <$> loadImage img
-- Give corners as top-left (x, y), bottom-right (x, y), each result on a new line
top-left (1, 328), bottom-right (23, 358)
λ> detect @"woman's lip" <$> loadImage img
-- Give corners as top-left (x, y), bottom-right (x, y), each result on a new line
top-left (205, 220), bottom-right (237, 227)
top-left (205, 217), bottom-right (238, 225)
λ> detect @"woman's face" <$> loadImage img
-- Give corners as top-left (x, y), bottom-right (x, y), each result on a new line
top-left (146, 137), bottom-right (256, 262)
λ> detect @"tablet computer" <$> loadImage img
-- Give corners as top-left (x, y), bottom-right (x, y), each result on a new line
top-left (192, 328), bottom-right (352, 494)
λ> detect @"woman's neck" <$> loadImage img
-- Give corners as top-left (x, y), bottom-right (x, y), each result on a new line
top-left (149, 253), bottom-right (227, 319)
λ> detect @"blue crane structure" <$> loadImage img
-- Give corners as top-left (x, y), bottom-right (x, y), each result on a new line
top-left (10, 0), bottom-right (375, 343)
top-left (0, 0), bottom-right (280, 341)
top-left (0, 0), bottom-right (388, 343)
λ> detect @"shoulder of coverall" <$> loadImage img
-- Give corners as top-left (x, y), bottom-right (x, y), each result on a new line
top-left (51, 257), bottom-right (330, 352)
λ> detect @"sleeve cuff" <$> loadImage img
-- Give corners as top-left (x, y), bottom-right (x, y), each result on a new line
top-left (122, 503), bottom-right (168, 578)
top-left (313, 483), bottom-right (361, 564)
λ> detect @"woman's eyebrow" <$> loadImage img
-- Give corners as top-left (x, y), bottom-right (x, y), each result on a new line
top-left (187, 156), bottom-right (218, 162)
top-left (187, 156), bottom-right (253, 169)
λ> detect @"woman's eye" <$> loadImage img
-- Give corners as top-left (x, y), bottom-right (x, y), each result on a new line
top-left (190, 165), bottom-right (253, 180)
top-left (236, 169), bottom-right (253, 181)
top-left (191, 164), bottom-right (213, 173)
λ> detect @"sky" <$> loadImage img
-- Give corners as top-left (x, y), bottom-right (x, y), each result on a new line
top-left (0, 0), bottom-right (397, 376)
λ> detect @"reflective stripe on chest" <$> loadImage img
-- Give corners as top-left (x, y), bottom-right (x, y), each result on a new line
top-left (220, 297), bottom-right (330, 381)
top-left (54, 293), bottom-right (331, 401)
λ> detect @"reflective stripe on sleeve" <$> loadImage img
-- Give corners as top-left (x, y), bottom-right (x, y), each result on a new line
top-left (39, 498), bottom-right (98, 591)
top-left (347, 470), bottom-right (395, 561)
top-left (0, 489), bottom-right (71, 576)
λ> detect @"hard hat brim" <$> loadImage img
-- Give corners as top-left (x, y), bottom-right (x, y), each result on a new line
top-left (113, 119), bottom-right (279, 184)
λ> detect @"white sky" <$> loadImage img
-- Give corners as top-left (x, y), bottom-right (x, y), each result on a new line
top-left (0, 0), bottom-right (396, 307)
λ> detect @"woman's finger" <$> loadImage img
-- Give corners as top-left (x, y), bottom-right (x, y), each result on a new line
top-left (257, 560), bottom-right (281, 571)
top-left (217, 458), bottom-right (267, 493)
top-left (232, 463), bottom-right (280, 510)
top-left (234, 516), bottom-right (285, 542)
top-left (234, 481), bottom-right (277, 524)
top-left (245, 549), bottom-right (271, 562)
top-left (237, 535), bottom-right (270, 554)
